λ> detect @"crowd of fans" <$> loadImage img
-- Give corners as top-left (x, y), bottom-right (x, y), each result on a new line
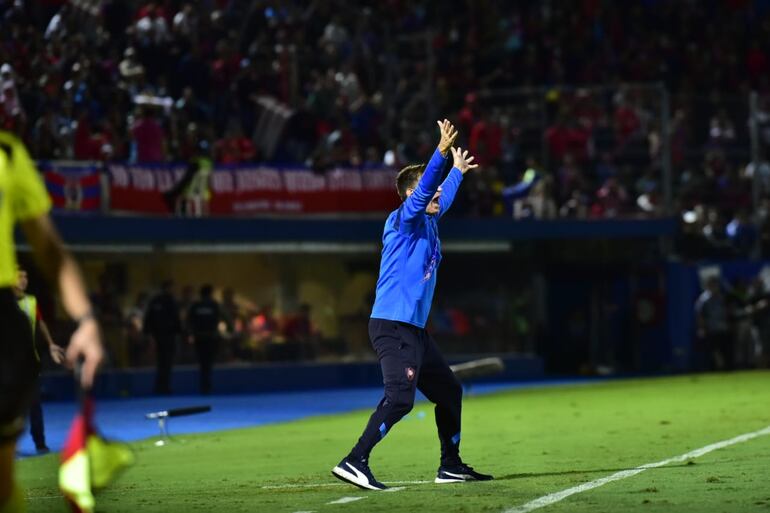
top-left (3, 1), bottom-right (770, 251)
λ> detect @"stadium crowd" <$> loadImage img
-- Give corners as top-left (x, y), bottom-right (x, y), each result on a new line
top-left (1, 0), bottom-right (770, 251)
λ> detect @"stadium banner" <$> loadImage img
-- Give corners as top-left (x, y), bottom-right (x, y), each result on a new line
top-left (107, 164), bottom-right (400, 215)
top-left (107, 163), bottom-right (187, 214)
top-left (40, 161), bottom-right (103, 212)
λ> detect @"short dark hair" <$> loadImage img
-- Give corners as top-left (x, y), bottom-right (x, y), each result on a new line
top-left (396, 164), bottom-right (425, 200)
top-left (200, 284), bottom-right (213, 297)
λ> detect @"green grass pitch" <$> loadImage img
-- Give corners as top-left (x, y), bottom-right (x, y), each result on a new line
top-left (19, 371), bottom-right (770, 512)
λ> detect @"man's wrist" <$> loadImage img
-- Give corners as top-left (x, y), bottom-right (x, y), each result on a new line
top-left (75, 310), bottom-right (96, 325)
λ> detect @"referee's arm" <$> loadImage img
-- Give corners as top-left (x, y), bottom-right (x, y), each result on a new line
top-left (21, 214), bottom-right (104, 387)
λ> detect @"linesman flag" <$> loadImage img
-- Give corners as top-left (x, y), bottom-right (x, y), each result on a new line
top-left (59, 396), bottom-right (134, 512)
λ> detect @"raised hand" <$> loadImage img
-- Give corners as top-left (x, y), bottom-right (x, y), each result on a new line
top-left (437, 119), bottom-right (459, 157)
top-left (451, 147), bottom-right (479, 174)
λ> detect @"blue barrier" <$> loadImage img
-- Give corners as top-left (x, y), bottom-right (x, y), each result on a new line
top-left (39, 213), bottom-right (677, 244)
top-left (40, 355), bottom-right (544, 400)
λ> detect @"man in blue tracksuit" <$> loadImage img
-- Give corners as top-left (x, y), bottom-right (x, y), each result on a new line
top-left (332, 120), bottom-right (493, 490)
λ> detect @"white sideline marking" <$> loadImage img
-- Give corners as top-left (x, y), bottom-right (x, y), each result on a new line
top-left (260, 480), bottom-right (431, 490)
top-left (382, 486), bottom-right (406, 492)
top-left (327, 496), bottom-right (366, 505)
top-left (264, 482), bottom-right (348, 490)
top-left (503, 424), bottom-right (770, 513)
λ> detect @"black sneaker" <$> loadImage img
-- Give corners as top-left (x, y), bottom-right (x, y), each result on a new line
top-left (435, 462), bottom-right (494, 483)
top-left (332, 456), bottom-right (388, 491)
top-left (35, 445), bottom-right (50, 455)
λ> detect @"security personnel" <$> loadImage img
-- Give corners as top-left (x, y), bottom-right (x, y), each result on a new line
top-left (187, 284), bottom-right (221, 394)
top-left (0, 131), bottom-right (104, 513)
top-left (143, 280), bottom-right (182, 395)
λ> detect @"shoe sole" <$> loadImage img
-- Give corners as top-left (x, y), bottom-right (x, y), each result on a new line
top-left (435, 477), bottom-right (468, 483)
top-left (435, 475), bottom-right (494, 483)
top-left (331, 466), bottom-right (386, 491)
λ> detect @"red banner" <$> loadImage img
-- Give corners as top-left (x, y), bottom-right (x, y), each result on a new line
top-left (108, 164), bottom-right (186, 214)
top-left (107, 164), bottom-right (400, 215)
top-left (40, 162), bottom-right (102, 212)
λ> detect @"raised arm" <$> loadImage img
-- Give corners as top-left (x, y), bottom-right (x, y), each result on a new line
top-left (401, 120), bottom-right (458, 224)
top-left (438, 147), bottom-right (478, 218)
top-left (502, 174), bottom-right (540, 202)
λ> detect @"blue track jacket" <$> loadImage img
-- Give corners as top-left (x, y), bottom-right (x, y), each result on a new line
top-left (370, 148), bottom-right (463, 328)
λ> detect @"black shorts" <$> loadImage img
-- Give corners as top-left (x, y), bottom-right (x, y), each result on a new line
top-left (0, 288), bottom-right (37, 443)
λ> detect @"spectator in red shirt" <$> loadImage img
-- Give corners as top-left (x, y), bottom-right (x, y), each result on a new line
top-left (545, 115), bottom-right (571, 162)
top-left (90, 122), bottom-right (114, 161)
top-left (469, 110), bottom-right (503, 166)
top-left (249, 305), bottom-right (279, 349)
top-left (131, 106), bottom-right (166, 163)
top-left (214, 123), bottom-right (256, 164)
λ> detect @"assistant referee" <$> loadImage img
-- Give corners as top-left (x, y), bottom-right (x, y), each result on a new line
top-left (0, 131), bottom-right (104, 513)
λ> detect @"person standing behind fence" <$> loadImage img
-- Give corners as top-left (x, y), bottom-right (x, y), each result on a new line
top-left (695, 276), bottom-right (733, 370)
top-left (187, 285), bottom-right (222, 395)
top-left (13, 267), bottom-right (65, 454)
top-left (144, 280), bottom-right (182, 394)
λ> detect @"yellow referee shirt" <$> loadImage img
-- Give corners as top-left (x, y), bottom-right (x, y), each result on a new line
top-left (0, 131), bottom-right (51, 288)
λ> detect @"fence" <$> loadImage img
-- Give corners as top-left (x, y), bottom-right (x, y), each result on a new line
top-left (40, 86), bottom-right (766, 229)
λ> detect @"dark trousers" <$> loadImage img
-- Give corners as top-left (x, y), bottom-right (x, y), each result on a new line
top-left (153, 335), bottom-right (176, 394)
top-left (28, 393), bottom-right (45, 449)
top-left (194, 335), bottom-right (218, 394)
top-left (350, 319), bottom-right (463, 465)
top-left (0, 289), bottom-right (37, 443)
top-left (706, 331), bottom-right (734, 370)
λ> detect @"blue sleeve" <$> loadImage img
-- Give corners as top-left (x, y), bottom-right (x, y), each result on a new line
top-left (502, 175), bottom-right (539, 201)
top-left (438, 167), bottom-right (463, 219)
top-left (400, 148), bottom-right (448, 227)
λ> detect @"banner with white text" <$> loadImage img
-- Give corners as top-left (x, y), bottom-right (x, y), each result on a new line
top-left (107, 164), bottom-right (400, 215)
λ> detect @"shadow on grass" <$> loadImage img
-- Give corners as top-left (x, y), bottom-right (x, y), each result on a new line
top-left (495, 462), bottom-right (705, 481)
